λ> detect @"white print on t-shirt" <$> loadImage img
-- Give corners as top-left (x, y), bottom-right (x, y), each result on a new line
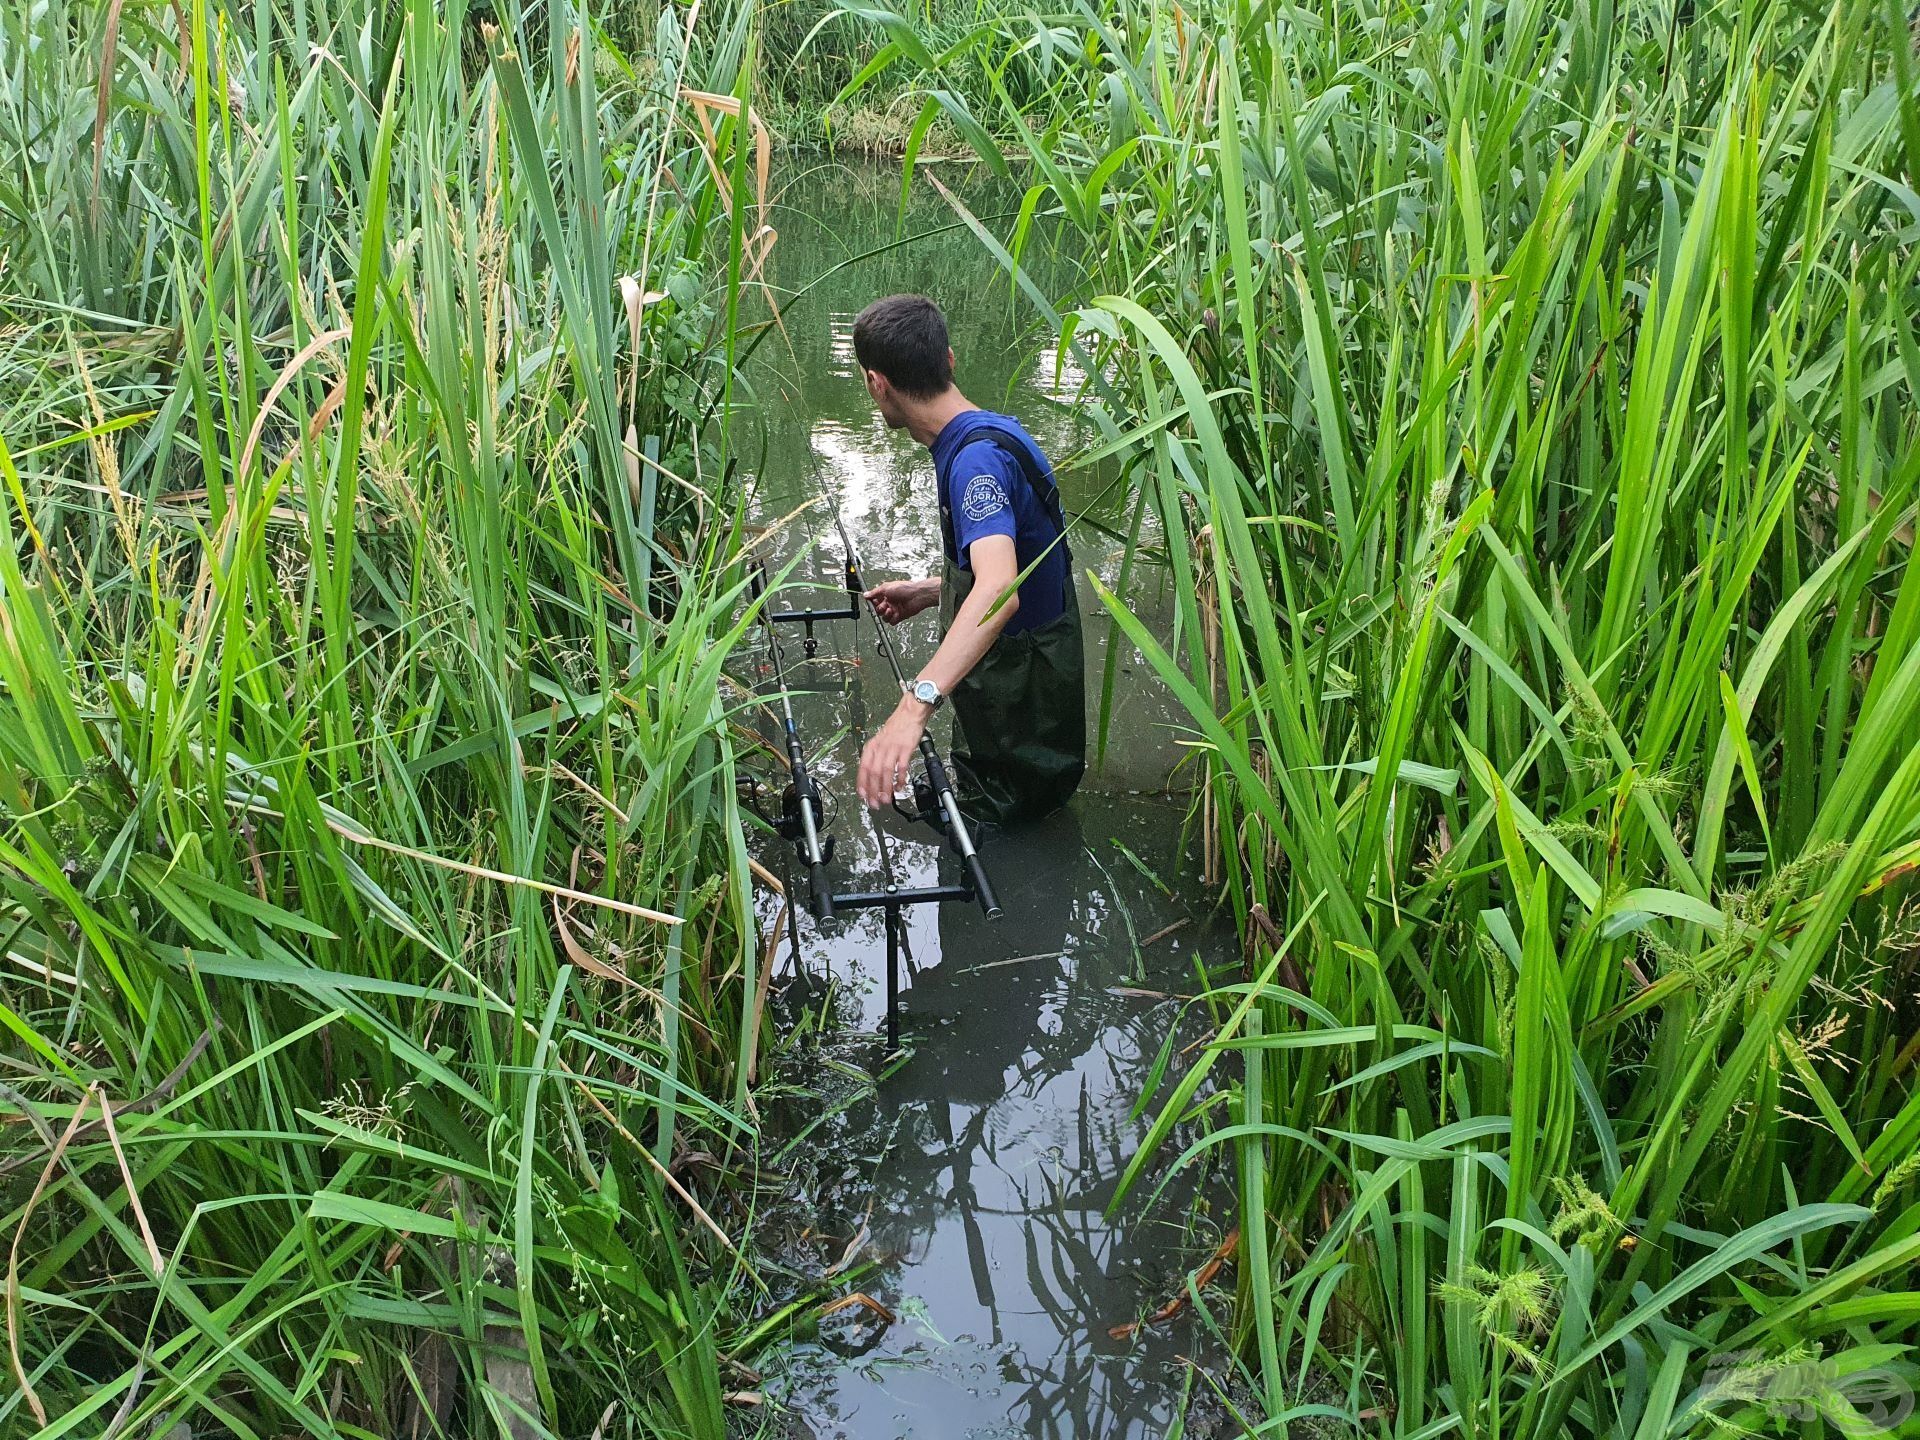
top-left (959, 472), bottom-right (1011, 523)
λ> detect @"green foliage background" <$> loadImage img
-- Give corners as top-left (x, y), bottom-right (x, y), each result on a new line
top-left (2, 1), bottom-right (778, 1434)
top-left (5, 0), bottom-right (1920, 1436)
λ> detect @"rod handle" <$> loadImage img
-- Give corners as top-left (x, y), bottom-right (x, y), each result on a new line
top-left (808, 859), bottom-right (836, 923)
top-left (965, 850), bottom-right (1001, 920)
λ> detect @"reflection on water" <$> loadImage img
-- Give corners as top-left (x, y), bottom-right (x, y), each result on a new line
top-left (763, 799), bottom-right (1230, 1440)
top-left (1025, 341), bottom-right (1102, 400)
top-left (744, 161), bottom-right (1234, 1440)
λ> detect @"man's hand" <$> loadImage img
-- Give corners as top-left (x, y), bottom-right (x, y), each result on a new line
top-left (864, 576), bottom-right (940, 625)
top-left (857, 697), bottom-right (931, 808)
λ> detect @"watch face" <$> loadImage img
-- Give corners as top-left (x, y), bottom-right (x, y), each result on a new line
top-left (914, 681), bottom-right (939, 704)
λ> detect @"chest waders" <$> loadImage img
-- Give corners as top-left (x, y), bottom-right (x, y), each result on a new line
top-left (937, 431), bottom-right (1087, 828)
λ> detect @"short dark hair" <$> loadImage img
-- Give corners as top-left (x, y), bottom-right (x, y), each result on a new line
top-left (852, 295), bottom-right (952, 398)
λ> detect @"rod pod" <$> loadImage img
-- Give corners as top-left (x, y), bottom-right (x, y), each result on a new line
top-left (751, 564), bottom-right (836, 922)
top-left (766, 555), bottom-right (862, 657)
top-left (751, 463), bottom-right (1008, 1055)
top-left (838, 545), bottom-right (1003, 922)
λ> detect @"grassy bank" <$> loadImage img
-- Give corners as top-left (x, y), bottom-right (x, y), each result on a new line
top-left (1, 1), bottom-right (779, 1434)
top-left (844, 0), bottom-right (1920, 1433)
top-left (743, 0), bottom-right (1019, 151)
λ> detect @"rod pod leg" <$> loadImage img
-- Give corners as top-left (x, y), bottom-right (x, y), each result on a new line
top-left (883, 892), bottom-right (901, 1054)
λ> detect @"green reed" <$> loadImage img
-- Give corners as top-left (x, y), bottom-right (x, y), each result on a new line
top-left (1, 1), bottom-right (780, 1434)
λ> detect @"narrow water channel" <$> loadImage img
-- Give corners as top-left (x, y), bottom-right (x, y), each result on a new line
top-left (739, 160), bottom-right (1237, 1440)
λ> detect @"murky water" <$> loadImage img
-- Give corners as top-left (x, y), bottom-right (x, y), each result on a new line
top-left (740, 160), bottom-right (1237, 1440)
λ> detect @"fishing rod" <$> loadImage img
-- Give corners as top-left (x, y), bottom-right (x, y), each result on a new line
top-left (756, 473), bottom-right (1001, 921)
top-left (825, 504), bottom-right (1001, 923)
top-left (832, 584), bottom-right (919, 1051)
top-left (748, 563), bottom-right (840, 923)
top-left (751, 455), bottom-right (1004, 1048)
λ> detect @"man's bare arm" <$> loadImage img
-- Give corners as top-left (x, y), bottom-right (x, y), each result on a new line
top-left (855, 535), bottom-right (1019, 807)
top-left (914, 535), bottom-right (1017, 694)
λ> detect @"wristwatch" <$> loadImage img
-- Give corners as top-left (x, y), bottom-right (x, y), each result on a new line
top-left (908, 677), bottom-right (944, 711)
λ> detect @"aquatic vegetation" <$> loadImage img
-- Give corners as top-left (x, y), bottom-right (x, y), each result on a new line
top-left (9, 0), bottom-right (1919, 1430)
top-left (0, 1), bottom-right (780, 1433)
top-left (759, 0), bottom-right (1016, 147)
top-left (834, 0), bottom-right (1920, 1432)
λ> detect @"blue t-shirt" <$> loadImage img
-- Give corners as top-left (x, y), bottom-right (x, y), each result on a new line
top-left (930, 411), bottom-right (1069, 635)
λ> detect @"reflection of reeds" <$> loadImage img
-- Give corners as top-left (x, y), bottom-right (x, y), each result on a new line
top-left (834, 0), bottom-right (1920, 1433)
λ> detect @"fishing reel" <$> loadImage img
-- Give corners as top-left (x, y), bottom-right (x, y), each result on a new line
top-left (738, 775), bottom-right (832, 857)
top-left (776, 778), bottom-right (834, 864)
top-left (890, 779), bottom-right (967, 856)
top-left (891, 775), bottom-right (949, 844)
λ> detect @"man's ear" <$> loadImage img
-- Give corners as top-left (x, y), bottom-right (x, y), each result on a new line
top-left (863, 367), bottom-right (886, 402)
top-left (947, 346), bottom-right (956, 376)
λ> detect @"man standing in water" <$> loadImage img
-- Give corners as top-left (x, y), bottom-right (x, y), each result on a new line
top-left (850, 294), bottom-right (1085, 827)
